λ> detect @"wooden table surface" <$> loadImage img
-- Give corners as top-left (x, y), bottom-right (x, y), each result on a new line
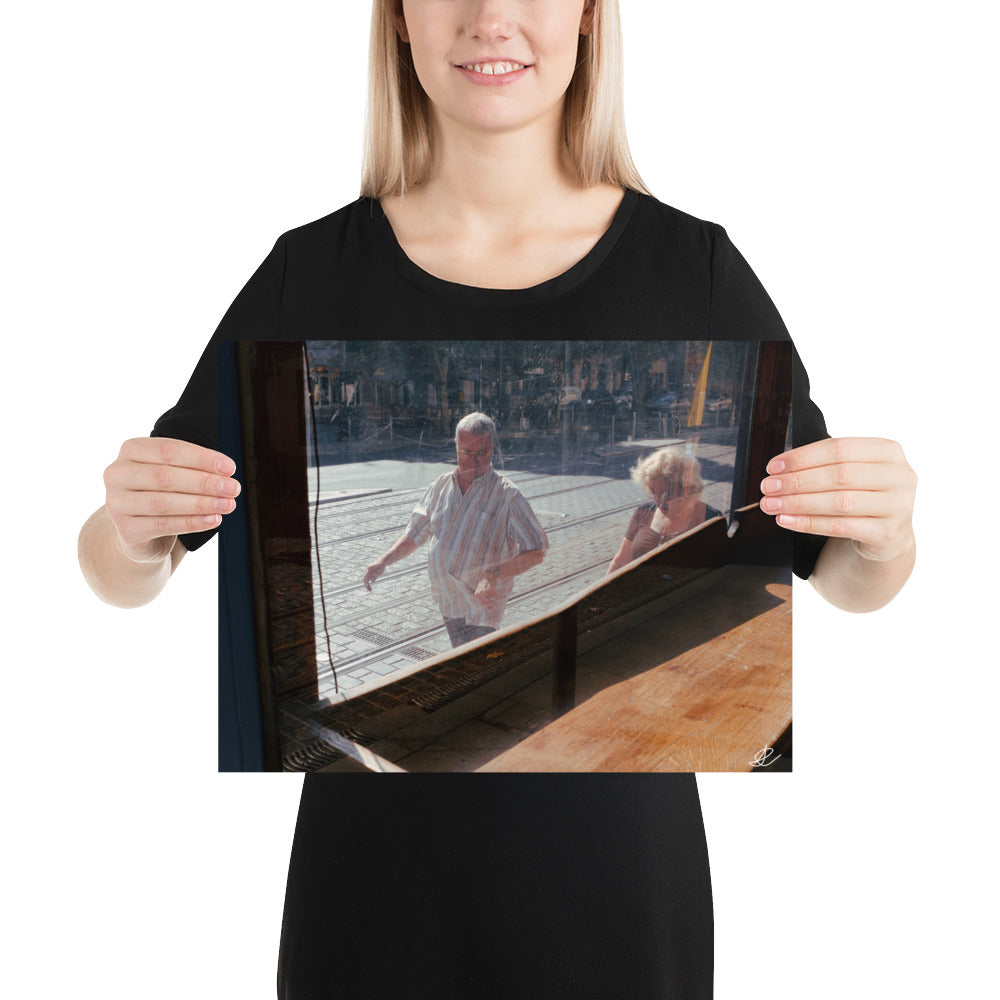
top-left (478, 563), bottom-right (792, 772)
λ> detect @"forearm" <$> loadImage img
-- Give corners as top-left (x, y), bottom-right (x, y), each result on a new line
top-left (78, 506), bottom-right (186, 609)
top-left (378, 534), bottom-right (420, 568)
top-left (808, 535), bottom-right (916, 613)
top-left (606, 539), bottom-right (632, 575)
top-left (493, 549), bottom-right (545, 580)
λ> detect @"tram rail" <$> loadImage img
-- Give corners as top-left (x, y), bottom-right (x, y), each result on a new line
top-left (310, 555), bottom-right (610, 686)
top-left (276, 498), bottom-right (641, 622)
top-left (307, 474), bottom-right (626, 549)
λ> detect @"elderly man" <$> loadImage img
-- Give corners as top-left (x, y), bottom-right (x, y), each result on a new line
top-left (363, 413), bottom-right (548, 647)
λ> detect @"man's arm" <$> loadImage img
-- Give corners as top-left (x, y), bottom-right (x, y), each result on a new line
top-left (491, 549), bottom-right (546, 580)
top-left (473, 548), bottom-right (546, 610)
top-left (363, 534), bottom-right (421, 591)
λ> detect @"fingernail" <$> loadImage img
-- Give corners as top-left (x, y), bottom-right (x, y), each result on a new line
top-left (203, 514), bottom-right (221, 526)
top-left (215, 458), bottom-right (236, 475)
top-left (761, 497), bottom-right (782, 512)
top-left (777, 514), bottom-right (796, 526)
top-left (761, 478), bottom-right (782, 493)
top-left (767, 458), bottom-right (786, 474)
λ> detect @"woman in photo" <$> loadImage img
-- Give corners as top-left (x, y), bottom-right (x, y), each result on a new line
top-left (78, 2), bottom-right (916, 996)
top-left (607, 447), bottom-right (721, 574)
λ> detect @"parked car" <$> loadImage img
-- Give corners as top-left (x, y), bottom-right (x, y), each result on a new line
top-left (581, 386), bottom-right (616, 421)
top-left (644, 391), bottom-right (677, 412)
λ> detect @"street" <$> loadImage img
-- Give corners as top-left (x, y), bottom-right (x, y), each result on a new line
top-left (299, 445), bottom-right (736, 704)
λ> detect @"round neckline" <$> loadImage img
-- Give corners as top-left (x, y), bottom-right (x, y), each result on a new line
top-left (369, 188), bottom-right (639, 306)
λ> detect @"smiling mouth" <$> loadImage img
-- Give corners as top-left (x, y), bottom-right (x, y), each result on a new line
top-left (457, 61), bottom-right (528, 76)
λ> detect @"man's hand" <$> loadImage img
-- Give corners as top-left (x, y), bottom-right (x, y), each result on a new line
top-left (362, 536), bottom-right (419, 592)
top-left (104, 437), bottom-right (240, 562)
top-left (759, 437), bottom-right (916, 562)
top-left (474, 572), bottom-right (502, 611)
top-left (363, 561), bottom-right (386, 591)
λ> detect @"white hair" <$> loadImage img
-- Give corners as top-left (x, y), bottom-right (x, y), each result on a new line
top-left (455, 412), bottom-right (497, 441)
top-left (630, 447), bottom-right (702, 498)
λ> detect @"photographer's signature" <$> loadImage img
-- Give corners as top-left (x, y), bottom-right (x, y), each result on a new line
top-left (749, 746), bottom-right (782, 767)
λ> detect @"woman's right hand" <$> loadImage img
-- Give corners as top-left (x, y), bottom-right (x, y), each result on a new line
top-left (103, 437), bottom-right (241, 562)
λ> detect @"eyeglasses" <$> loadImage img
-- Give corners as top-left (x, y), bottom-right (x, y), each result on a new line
top-left (457, 449), bottom-right (493, 459)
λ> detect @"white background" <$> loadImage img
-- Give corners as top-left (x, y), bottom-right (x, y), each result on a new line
top-left (4, 2), bottom-right (996, 996)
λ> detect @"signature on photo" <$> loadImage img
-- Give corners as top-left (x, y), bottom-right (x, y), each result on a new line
top-left (749, 746), bottom-right (782, 767)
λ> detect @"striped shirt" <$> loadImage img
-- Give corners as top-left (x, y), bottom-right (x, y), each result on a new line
top-left (406, 469), bottom-right (549, 628)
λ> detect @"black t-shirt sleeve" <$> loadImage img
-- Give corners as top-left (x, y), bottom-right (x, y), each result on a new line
top-left (708, 223), bottom-right (790, 342)
top-left (149, 234), bottom-right (286, 551)
top-left (709, 224), bottom-right (831, 580)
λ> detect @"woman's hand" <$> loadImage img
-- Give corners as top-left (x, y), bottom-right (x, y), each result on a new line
top-left (759, 437), bottom-right (917, 612)
top-left (759, 437), bottom-right (916, 562)
top-left (103, 437), bottom-right (241, 562)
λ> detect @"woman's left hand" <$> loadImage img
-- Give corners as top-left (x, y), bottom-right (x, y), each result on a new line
top-left (759, 437), bottom-right (917, 562)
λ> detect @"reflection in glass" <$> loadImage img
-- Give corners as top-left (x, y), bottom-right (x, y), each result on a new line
top-left (606, 446), bottom-right (721, 575)
top-left (302, 340), bottom-right (752, 704)
top-left (361, 412), bottom-right (549, 649)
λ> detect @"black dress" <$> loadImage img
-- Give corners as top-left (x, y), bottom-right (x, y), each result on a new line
top-left (152, 190), bottom-right (829, 998)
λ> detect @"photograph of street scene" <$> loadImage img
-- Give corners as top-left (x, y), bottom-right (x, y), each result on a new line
top-left (244, 339), bottom-right (795, 772)
top-left (304, 338), bottom-right (744, 685)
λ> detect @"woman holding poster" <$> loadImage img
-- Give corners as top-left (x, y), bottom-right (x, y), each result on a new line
top-left (78, 2), bottom-right (916, 997)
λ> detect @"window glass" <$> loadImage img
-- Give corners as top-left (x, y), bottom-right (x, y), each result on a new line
top-left (301, 340), bottom-right (754, 702)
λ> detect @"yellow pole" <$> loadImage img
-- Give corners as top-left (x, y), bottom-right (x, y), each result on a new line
top-left (687, 342), bottom-right (712, 427)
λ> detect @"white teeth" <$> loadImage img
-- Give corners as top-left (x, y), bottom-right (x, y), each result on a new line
top-left (464, 61), bottom-right (525, 75)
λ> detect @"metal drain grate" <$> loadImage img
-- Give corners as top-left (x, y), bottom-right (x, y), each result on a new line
top-left (408, 662), bottom-right (510, 711)
top-left (283, 741), bottom-right (344, 771)
top-left (352, 628), bottom-right (393, 645)
top-left (400, 645), bottom-right (435, 660)
top-left (338, 725), bottom-right (376, 746)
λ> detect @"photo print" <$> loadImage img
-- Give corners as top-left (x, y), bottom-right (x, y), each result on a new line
top-left (219, 339), bottom-right (798, 773)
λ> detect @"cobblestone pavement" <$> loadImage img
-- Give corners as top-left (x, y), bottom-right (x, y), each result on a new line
top-left (299, 448), bottom-right (736, 704)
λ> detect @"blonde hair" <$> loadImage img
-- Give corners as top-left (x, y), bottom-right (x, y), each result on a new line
top-left (361, 0), bottom-right (650, 198)
top-left (631, 448), bottom-right (703, 499)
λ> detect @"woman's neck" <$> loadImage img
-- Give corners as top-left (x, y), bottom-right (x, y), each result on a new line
top-left (412, 113), bottom-right (584, 229)
top-left (378, 108), bottom-right (625, 289)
